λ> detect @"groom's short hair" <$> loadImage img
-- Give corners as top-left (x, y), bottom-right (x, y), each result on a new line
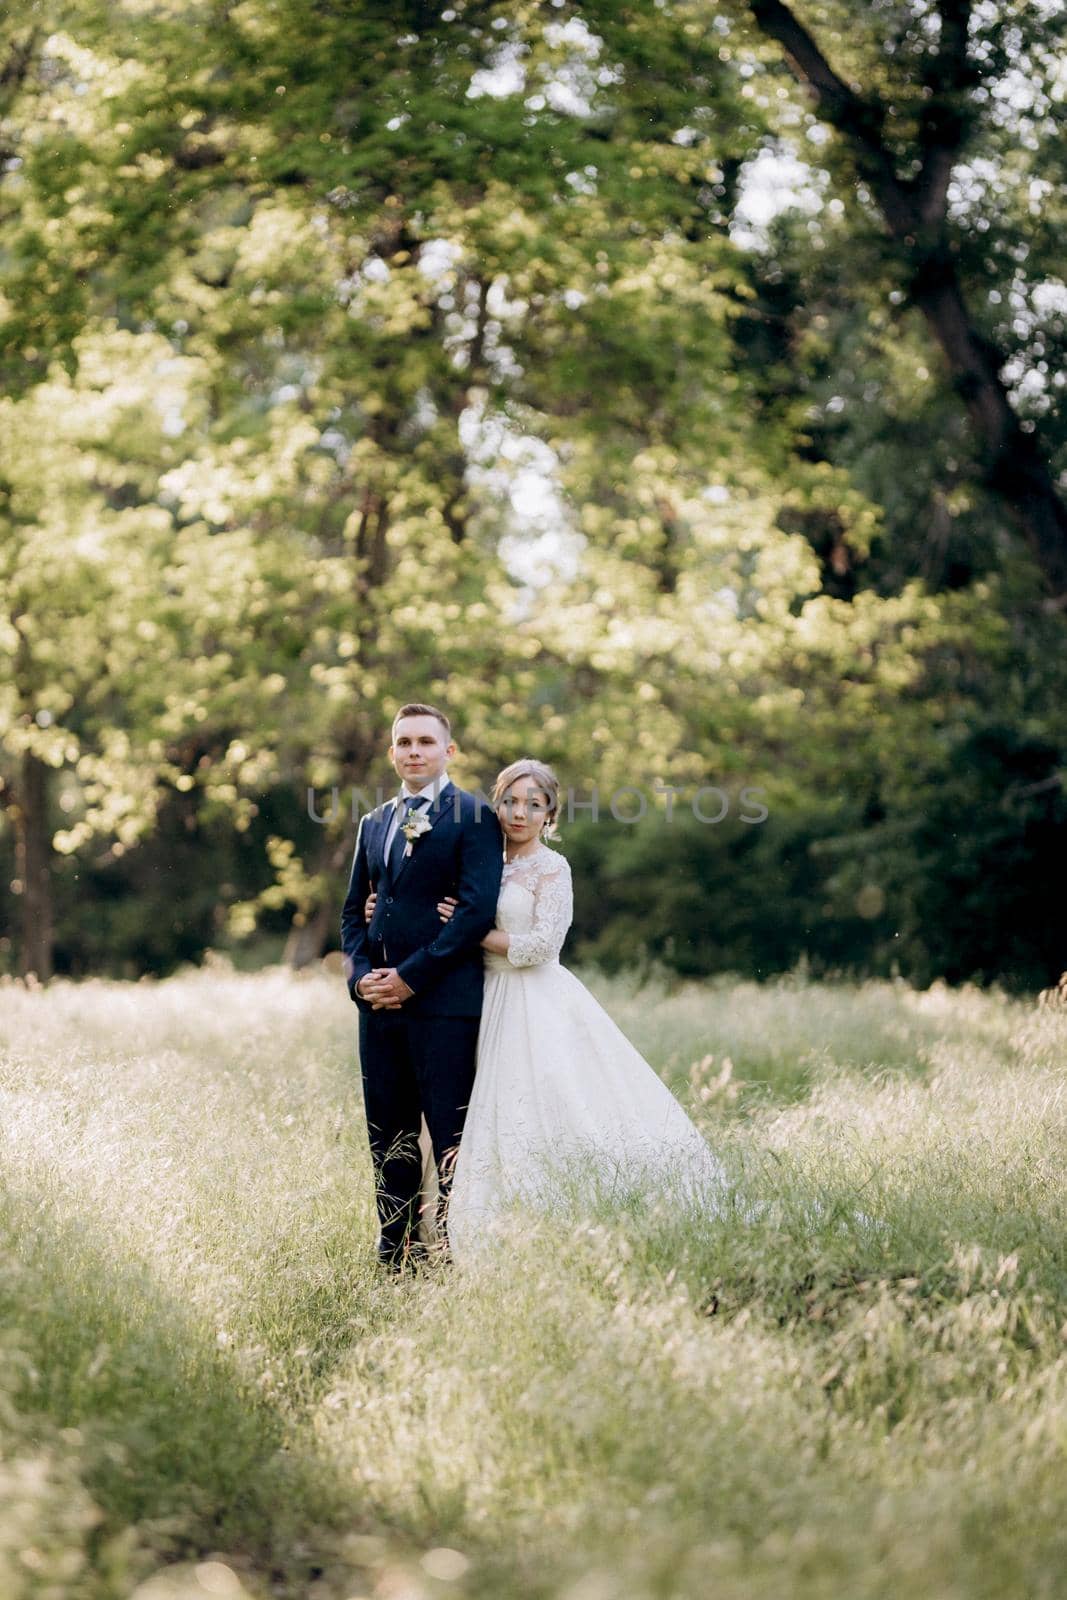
top-left (392, 702), bottom-right (452, 740)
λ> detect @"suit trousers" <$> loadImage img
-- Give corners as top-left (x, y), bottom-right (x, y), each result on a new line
top-left (358, 1008), bottom-right (480, 1257)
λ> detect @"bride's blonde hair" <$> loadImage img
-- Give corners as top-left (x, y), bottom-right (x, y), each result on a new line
top-left (491, 758), bottom-right (561, 841)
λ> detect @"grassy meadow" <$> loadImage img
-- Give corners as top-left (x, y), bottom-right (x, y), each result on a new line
top-left (1, 963), bottom-right (1066, 1599)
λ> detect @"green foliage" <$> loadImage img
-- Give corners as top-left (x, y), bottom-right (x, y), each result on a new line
top-left (0, 0), bottom-right (1064, 984)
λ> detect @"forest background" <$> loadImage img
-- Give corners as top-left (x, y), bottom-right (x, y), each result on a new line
top-left (2, 0), bottom-right (1065, 992)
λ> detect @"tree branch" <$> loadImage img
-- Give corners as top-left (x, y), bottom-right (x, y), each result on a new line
top-left (747, 0), bottom-right (914, 229)
top-left (0, 26), bottom-right (41, 119)
top-left (746, 0), bottom-right (1067, 597)
top-left (913, 0), bottom-right (976, 224)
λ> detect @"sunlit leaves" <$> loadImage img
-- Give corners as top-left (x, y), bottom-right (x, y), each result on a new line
top-left (2, 0), bottom-right (1063, 978)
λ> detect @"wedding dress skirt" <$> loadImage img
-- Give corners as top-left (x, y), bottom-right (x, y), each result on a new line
top-left (447, 847), bottom-right (730, 1261)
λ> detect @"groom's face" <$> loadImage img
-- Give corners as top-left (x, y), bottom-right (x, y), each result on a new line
top-left (389, 715), bottom-right (455, 787)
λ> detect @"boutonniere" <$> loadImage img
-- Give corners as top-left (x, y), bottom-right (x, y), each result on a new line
top-left (401, 810), bottom-right (433, 856)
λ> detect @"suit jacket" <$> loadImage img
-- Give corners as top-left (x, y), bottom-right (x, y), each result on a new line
top-left (340, 780), bottom-right (504, 1018)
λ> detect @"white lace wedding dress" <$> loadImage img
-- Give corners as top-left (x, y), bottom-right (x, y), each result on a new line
top-left (447, 844), bottom-right (731, 1260)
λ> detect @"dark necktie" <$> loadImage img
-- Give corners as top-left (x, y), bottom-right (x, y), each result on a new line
top-left (389, 794), bottom-right (430, 874)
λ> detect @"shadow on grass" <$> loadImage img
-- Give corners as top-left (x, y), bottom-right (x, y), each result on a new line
top-left (0, 1178), bottom-right (383, 1598)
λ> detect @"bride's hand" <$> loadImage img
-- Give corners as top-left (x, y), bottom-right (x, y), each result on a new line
top-left (437, 895), bottom-right (458, 922)
top-left (363, 890), bottom-right (377, 924)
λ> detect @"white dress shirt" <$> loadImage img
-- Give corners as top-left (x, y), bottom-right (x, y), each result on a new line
top-left (382, 770), bottom-right (451, 861)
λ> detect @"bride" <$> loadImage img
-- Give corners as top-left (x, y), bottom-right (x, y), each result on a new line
top-left (369, 758), bottom-right (731, 1261)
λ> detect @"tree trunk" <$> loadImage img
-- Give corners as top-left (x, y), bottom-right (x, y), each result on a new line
top-left (283, 833), bottom-right (353, 968)
top-left (907, 262), bottom-right (1067, 596)
top-left (283, 894), bottom-right (337, 968)
top-left (14, 749), bottom-right (54, 982)
top-left (748, 0), bottom-right (1067, 599)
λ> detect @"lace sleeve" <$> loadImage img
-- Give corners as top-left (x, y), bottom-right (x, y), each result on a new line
top-left (506, 855), bottom-right (573, 968)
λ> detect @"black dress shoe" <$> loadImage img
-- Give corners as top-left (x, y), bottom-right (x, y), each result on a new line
top-left (378, 1232), bottom-right (436, 1274)
top-left (376, 1238), bottom-right (409, 1273)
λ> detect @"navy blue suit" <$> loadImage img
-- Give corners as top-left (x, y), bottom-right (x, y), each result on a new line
top-left (340, 781), bottom-right (504, 1259)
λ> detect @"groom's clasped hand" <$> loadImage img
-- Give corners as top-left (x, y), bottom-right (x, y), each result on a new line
top-left (356, 963), bottom-right (414, 1010)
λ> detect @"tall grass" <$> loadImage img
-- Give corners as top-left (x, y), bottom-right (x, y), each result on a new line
top-left (1, 963), bottom-right (1064, 1598)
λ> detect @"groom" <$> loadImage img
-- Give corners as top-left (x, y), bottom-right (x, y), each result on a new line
top-left (340, 703), bottom-right (503, 1269)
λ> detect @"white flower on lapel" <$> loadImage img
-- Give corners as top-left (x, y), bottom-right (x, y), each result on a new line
top-left (400, 810), bottom-right (433, 857)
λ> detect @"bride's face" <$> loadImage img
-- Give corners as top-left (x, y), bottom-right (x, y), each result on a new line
top-left (498, 775), bottom-right (552, 844)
